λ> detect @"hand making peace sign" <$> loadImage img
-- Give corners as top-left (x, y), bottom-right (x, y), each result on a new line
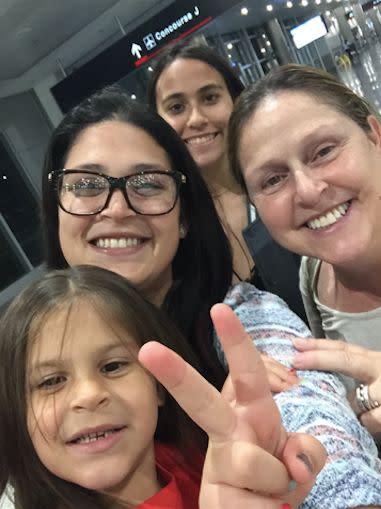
top-left (139, 304), bottom-right (326, 509)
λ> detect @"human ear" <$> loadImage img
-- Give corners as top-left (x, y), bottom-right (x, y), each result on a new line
top-left (366, 115), bottom-right (381, 148)
top-left (179, 223), bottom-right (188, 239)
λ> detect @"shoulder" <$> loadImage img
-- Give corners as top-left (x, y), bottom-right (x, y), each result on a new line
top-left (300, 256), bottom-right (320, 279)
top-left (299, 256), bottom-right (321, 297)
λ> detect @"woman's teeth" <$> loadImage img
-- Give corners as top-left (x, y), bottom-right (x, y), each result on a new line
top-left (185, 133), bottom-right (217, 146)
top-left (96, 238), bottom-right (141, 248)
top-left (307, 201), bottom-right (350, 230)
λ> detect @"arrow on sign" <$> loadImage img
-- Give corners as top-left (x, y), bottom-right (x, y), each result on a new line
top-left (131, 43), bottom-right (143, 59)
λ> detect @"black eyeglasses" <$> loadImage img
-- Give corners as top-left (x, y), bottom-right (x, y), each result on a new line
top-left (48, 169), bottom-right (186, 216)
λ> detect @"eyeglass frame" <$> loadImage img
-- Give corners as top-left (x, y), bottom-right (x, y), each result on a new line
top-left (48, 168), bottom-right (187, 217)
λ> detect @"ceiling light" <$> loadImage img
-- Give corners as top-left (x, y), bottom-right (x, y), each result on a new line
top-left (315, 0), bottom-right (321, 4)
top-left (266, 40), bottom-right (271, 46)
top-left (326, 0), bottom-right (332, 3)
top-left (241, 7), bottom-right (249, 15)
top-left (266, 4), bottom-right (273, 11)
top-left (227, 42), bottom-right (233, 50)
top-left (301, 0), bottom-right (308, 5)
top-left (131, 94), bottom-right (137, 100)
top-left (261, 48), bottom-right (266, 53)
top-left (148, 66), bottom-right (153, 72)
top-left (286, 1), bottom-right (293, 7)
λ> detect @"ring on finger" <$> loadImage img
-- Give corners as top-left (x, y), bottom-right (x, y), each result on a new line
top-left (355, 383), bottom-right (380, 414)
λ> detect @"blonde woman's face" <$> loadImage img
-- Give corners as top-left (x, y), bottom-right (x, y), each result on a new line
top-left (239, 90), bottom-right (381, 269)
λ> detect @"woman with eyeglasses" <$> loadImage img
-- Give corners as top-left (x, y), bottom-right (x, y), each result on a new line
top-left (37, 86), bottom-right (381, 508)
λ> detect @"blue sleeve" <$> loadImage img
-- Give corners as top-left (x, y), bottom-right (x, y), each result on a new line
top-left (215, 283), bottom-right (381, 508)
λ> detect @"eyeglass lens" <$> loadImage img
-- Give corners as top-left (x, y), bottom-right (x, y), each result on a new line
top-left (58, 172), bottom-right (178, 215)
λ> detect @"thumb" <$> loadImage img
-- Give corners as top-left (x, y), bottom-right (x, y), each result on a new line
top-left (282, 433), bottom-right (327, 501)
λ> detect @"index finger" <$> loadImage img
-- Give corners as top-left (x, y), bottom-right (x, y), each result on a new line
top-left (212, 304), bottom-right (285, 452)
top-left (212, 304), bottom-right (271, 403)
top-left (138, 341), bottom-right (236, 441)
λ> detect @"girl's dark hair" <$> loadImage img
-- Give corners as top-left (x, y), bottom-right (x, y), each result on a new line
top-left (146, 39), bottom-right (244, 109)
top-left (41, 86), bottom-right (231, 391)
top-left (229, 63), bottom-right (379, 190)
top-left (0, 265), bottom-right (206, 509)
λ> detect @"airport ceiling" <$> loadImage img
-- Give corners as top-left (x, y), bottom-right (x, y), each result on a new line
top-left (1, 0), bottom-right (349, 85)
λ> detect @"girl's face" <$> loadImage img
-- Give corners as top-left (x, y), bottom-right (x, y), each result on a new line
top-left (238, 91), bottom-right (381, 269)
top-left (156, 58), bottom-right (234, 173)
top-left (27, 301), bottom-right (163, 504)
top-left (58, 120), bottom-right (182, 305)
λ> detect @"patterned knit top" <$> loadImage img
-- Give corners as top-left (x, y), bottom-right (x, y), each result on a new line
top-left (214, 282), bottom-right (381, 509)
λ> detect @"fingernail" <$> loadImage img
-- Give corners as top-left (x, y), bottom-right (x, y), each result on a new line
top-left (282, 504), bottom-right (293, 509)
top-left (297, 452), bottom-right (314, 473)
top-left (293, 337), bottom-right (307, 345)
top-left (292, 355), bottom-right (303, 368)
top-left (288, 480), bottom-right (297, 492)
top-left (288, 367), bottom-right (297, 375)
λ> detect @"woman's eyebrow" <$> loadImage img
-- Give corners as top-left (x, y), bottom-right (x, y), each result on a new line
top-left (161, 91), bottom-right (185, 104)
top-left (161, 83), bottom-right (223, 104)
top-left (64, 163), bottom-right (105, 171)
top-left (197, 83), bottom-right (224, 94)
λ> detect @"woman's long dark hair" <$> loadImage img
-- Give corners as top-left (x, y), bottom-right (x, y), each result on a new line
top-left (0, 265), bottom-right (207, 509)
top-left (146, 39), bottom-right (244, 110)
top-left (41, 86), bottom-right (232, 390)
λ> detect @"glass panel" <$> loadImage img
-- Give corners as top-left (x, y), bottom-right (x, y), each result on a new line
top-left (0, 226), bottom-right (27, 291)
top-left (0, 137), bottom-right (42, 266)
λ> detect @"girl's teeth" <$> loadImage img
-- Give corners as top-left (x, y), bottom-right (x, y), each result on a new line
top-left (76, 429), bottom-right (115, 444)
top-left (307, 201), bottom-right (350, 230)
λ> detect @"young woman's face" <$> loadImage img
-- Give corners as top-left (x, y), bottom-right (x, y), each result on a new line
top-left (155, 58), bottom-right (234, 173)
top-left (58, 120), bottom-right (182, 305)
top-left (27, 301), bottom-right (163, 504)
top-left (238, 91), bottom-right (381, 269)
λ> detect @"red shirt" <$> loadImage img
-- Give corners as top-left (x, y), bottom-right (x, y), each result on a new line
top-left (135, 442), bottom-right (203, 509)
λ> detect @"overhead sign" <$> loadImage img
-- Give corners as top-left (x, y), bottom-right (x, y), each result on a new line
top-left (51, 0), bottom-right (242, 112)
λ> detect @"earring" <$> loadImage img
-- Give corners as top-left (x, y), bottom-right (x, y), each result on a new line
top-left (179, 224), bottom-right (187, 239)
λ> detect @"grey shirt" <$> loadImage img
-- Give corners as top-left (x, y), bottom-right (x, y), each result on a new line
top-left (300, 256), bottom-right (381, 390)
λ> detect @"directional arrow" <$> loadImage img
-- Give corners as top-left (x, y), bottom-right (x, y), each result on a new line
top-left (131, 43), bottom-right (143, 59)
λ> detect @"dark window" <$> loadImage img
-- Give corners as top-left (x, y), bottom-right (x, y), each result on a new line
top-left (0, 225), bottom-right (28, 291)
top-left (0, 136), bottom-right (42, 268)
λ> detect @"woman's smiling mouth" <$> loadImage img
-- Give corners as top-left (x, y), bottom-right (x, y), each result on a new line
top-left (306, 200), bottom-right (351, 230)
top-left (94, 238), bottom-right (144, 248)
top-left (184, 133), bottom-right (218, 146)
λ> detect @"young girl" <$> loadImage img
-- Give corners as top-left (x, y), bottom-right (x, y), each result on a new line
top-left (0, 265), bottom-right (205, 509)
top-left (0, 265), bottom-right (323, 509)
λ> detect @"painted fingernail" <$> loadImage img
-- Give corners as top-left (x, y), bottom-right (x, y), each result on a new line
top-left (288, 367), bottom-right (297, 375)
top-left (282, 504), bottom-right (293, 509)
top-left (288, 480), bottom-right (297, 492)
top-left (297, 452), bottom-right (314, 473)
